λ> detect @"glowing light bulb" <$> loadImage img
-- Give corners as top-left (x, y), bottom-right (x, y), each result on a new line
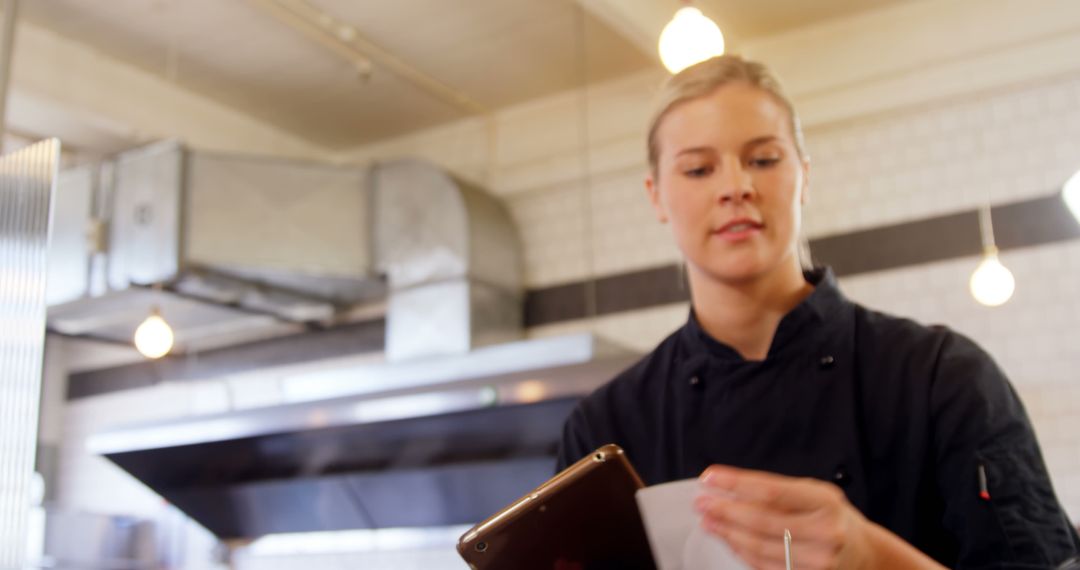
top-left (134, 308), bottom-right (174, 359)
top-left (1064, 168), bottom-right (1080, 225)
top-left (969, 249), bottom-right (1015, 307)
top-left (658, 6), bottom-right (725, 74)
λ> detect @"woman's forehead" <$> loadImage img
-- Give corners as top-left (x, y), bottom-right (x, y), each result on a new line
top-left (657, 84), bottom-right (793, 150)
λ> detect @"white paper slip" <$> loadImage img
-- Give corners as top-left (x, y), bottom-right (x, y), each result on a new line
top-left (635, 479), bottom-right (749, 570)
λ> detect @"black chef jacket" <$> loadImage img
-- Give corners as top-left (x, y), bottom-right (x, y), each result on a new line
top-left (557, 268), bottom-right (1080, 568)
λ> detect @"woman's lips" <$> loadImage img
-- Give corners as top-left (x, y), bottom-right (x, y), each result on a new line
top-left (712, 220), bottom-right (763, 242)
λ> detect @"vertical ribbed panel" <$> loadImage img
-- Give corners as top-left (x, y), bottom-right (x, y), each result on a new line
top-left (0, 139), bottom-right (58, 570)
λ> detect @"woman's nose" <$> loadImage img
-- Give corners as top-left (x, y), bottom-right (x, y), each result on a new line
top-left (717, 162), bottom-right (754, 204)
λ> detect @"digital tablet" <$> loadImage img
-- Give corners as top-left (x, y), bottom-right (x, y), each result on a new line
top-left (457, 444), bottom-right (656, 570)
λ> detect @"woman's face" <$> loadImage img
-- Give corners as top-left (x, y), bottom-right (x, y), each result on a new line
top-left (646, 82), bottom-right (809, 285)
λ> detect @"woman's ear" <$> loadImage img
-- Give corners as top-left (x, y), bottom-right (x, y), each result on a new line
top-left (645, 174), bottom-right (668, 223)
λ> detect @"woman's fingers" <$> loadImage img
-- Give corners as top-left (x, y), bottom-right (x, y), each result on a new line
top-left (695, 494), bottom-right (845, 551)
top-left (700, 464), bottom-right (844, 511)
top-left (696, 465), bottom-right (861, 569)
top-left (691, 477), bottom-right (851, 544)
top-left (695, 494), bottom-right (793, 537)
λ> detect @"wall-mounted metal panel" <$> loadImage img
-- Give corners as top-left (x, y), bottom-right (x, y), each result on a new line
top-left (45, 164), bottom-right (94, 306)
top-left (0, 139), bottom-right (59, 568)
top-left (107, 140), bottom-right (184, 289)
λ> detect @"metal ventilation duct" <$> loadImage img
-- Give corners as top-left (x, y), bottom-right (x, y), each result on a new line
top-left (46, 142), bottom-right (523, 360)
top-left (373, 159), bottom-right (522, 361)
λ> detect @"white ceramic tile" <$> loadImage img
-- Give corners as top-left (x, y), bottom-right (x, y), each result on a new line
top-left (801, 76), bottom-right (1080, 238)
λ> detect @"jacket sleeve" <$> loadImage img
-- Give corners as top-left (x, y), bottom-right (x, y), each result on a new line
top-left (930, 330), bottom-right (1080, 569)
top-left (555, 403), bottom-right (597, 474)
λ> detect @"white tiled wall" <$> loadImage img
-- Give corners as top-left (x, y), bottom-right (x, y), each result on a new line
top-left (508, 166), bottom-right (682, 288)
top-left (508, 180), bottom-right (591, 287)
top-left (501, 74), bottom-right (1080, 290)
top-left (804, 77), bottom-right (1080, 238)
top-left (838, 241), bottom-right (1080, 391)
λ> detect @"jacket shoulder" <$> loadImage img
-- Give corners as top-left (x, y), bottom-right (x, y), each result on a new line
top-left (850, 302), bottom-right (962, 365)
top-left (582, 326), bottom-right (683, 409)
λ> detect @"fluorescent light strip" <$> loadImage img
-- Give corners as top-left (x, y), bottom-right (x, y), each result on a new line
top-left (245, 525), bottom-right (474, 557)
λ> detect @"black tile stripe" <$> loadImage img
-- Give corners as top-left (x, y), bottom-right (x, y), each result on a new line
top-left (525, 192), bottom-right (1080, 326)
top-left (523, 265), bottom-right (690, 327)
top-left (595, 264), bottom-right (688, 314)
top-left (808, 210), bottom-right (981, 277)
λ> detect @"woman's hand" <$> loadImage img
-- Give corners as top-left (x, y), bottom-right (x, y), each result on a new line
top-left (695, 465), bottom-right (944, 569)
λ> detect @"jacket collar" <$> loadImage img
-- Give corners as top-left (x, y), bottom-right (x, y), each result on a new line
top-left (679, 267), bottom-right (850, 362)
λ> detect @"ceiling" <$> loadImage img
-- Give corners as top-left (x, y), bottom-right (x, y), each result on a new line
top-left (697, 0), bottom-right (912, 39)
top-left (21, 0), bottom-right (913, 151)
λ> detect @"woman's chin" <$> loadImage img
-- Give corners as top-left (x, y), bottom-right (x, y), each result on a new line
top-left (695, 261), bottom-right (770, 285)
top-left (689, 252), bottom-right (793, 286)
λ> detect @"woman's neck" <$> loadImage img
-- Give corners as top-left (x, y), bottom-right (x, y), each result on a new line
top-left (688, 260), bottom-right (814, 361)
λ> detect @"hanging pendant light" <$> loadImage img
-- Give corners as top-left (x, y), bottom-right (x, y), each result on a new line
top-left (134, 306), bottom-right (174, 359)
top-left (969, 205), bottom-right (1015, 307)
top-left (970, 247), bottom-right (1015, 307)
top-left (658, 3), bottom-right (725, 74)
top-left (1064, 167), bottom-right (1080, 225)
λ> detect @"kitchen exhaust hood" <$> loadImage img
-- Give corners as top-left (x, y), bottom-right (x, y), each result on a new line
top-left (87, 334), bottom-right (639, 539)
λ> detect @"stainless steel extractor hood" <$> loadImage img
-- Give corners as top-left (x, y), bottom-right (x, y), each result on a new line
top-left (87, 334), bottom-right (639, 539)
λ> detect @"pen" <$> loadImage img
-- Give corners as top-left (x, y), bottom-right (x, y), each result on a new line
top-left (978, 463), bottom-right (990, 501)
top-left (784, 528), bottom-right (792, 570)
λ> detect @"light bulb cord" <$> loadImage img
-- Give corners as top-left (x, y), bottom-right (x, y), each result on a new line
top-left (977, 204), bottom-right (997, 253)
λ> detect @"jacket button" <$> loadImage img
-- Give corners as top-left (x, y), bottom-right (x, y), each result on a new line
top-left (689, 375), bottom-right (700, 386)
top-left (833, 465), bottom-right (852, 487)
top-left (819, 355), bottom-right (835, 369)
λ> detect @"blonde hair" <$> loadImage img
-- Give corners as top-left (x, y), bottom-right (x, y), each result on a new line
top-left (646, 54), bottom-right (807, 175)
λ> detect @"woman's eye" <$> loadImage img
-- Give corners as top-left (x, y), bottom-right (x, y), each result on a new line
top-left (748, 156), bottom-right (781, 168)
top-left (683, 165), bottom-right (713, 177)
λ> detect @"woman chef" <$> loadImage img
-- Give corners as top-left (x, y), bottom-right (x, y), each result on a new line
top-left (557, 55), bottom-right (1080, 569)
